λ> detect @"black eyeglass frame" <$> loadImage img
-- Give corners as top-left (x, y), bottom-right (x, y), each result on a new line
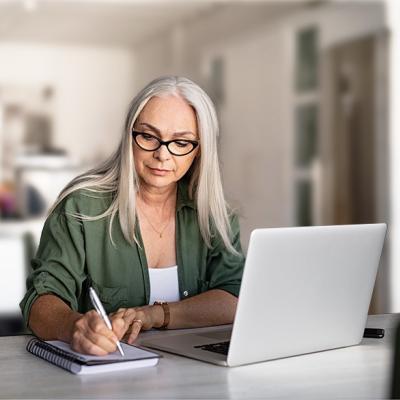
top-left (132, 130), bottom-right (199, 156)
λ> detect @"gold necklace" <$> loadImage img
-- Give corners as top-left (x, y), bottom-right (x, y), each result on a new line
top-left (137, 206), bottom-right (173, 238)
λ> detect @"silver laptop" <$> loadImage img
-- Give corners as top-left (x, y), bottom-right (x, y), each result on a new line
top-left (142, 224), bottom-right (387, 367)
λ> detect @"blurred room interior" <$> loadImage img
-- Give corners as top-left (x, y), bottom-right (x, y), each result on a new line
top-left (0, 0), bottom-right (399, 334)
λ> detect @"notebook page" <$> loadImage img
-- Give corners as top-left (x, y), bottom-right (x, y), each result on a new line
top-left (47, 340), bottom-right (159, 362)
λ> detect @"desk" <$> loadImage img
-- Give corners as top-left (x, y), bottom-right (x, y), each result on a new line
top-left (0, 314), bottom-right (398, 399)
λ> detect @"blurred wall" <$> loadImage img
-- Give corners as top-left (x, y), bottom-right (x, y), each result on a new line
top-left (0, 43), bottom-right (135, 165)
top-left (132, 1), bottom-right (386, 248)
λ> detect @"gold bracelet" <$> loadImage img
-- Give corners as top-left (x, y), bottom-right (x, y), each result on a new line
top-left (153, 301), bottom-right (170, 329)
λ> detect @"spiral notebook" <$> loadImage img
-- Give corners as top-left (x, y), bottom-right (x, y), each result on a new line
top-left (26, 337), bottom-right (161, 375)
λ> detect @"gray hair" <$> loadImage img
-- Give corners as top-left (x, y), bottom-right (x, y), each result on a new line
top-left (50, 76), bottom-right (237, 254)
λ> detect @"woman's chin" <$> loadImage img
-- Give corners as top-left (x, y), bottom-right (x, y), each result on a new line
top-left (141, 174), bottom-right (177, 190)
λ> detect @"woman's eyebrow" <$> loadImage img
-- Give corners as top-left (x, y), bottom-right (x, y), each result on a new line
top-left (138, 122), bottom-right (160, 133)
top-left (138, 122), bottom-right (196, 138)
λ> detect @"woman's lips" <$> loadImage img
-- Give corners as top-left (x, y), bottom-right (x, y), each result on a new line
top-left (148, 166), bottom-right (171, 176)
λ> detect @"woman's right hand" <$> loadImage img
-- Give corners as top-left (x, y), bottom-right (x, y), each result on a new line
top-left (69, 310), bottom-right (124, 355)
top-left (29, 294), bottom-right (128, 356)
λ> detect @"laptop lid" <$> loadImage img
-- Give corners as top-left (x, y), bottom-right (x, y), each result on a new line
top-left (227, 223), bottom-right (386, 366)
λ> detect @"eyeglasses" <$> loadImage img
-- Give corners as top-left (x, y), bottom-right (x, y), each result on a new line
top-left (132, 131), bottom-right (199, 156)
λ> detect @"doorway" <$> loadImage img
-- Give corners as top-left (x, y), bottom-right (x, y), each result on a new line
top-left (331, 36), bottom-right (376, 224)
top-left (320, 33), bottom-right (389, 313)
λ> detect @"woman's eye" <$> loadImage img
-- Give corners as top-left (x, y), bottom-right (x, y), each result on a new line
top-left (175, 141), bottom-right (190, 148)
top-left (142, 133), bottom-right (155, 141)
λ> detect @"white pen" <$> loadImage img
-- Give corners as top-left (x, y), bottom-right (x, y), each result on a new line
top-left (89, 286), bottom-right (125, 357)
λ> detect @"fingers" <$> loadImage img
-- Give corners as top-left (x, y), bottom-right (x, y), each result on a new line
top-left (70, 310), bottom-right (119, 355)
top-left (73, 307), bottom-right (151, 351)
top-left (124, 307), bottom-right (156, 343)
top-left (110, 308), bottom-right (128, 320)
top-left (86, 314), bottom-right (119, 351)
top-left (111, 318), bottom-right (126, 340)
top-left (127, 319), bottom-right (143, 344)
top-left (71, 334), bottom-right (109, 356)
top-left (111, 308), bottom-right (138, 340)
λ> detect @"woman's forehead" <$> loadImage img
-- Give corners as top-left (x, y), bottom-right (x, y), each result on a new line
top-left (137, 95), bottom-right (197, 133)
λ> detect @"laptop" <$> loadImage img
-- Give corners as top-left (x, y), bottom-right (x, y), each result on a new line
top-left (142, 224), bottom-right (387, 367)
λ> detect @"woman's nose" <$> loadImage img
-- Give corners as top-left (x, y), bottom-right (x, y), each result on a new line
top-left (153, 144), bottom-right (171, 161)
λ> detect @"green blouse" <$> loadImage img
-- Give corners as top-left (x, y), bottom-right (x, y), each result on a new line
top-left (20, 179), bottom-right (245, 325)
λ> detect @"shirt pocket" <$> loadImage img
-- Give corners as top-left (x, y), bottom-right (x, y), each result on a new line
top-left (91, 281), bottom-right (128, 313)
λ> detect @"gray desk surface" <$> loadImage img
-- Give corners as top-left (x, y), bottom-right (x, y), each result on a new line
top-left (1, 313), bottom-right (399, 399)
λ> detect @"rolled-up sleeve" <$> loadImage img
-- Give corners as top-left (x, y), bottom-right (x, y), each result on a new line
top-left (19, 197), bottom-right (86, 327)
top-left (206, 214), bottom-right (245, 297)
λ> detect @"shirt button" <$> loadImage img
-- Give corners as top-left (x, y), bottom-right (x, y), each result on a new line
top-left (183, 290), bottom-right (189, 297)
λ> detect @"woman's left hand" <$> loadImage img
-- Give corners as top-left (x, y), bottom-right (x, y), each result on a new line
top-left (109, 306), bottom-right (161, 344)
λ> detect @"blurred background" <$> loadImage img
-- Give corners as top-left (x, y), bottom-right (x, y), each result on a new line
top-left (0, 0), bottom-right (399, 334)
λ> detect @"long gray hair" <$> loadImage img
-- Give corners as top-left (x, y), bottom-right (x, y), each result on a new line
top-left (50, 76), bottom-right (236, 254)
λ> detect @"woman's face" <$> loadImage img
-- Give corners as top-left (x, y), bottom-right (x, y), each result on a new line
top-left (132, 95), bottom-right (199, 191)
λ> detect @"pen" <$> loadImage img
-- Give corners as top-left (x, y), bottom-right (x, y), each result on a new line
top-left (89, 286), bottom-right (125, 356)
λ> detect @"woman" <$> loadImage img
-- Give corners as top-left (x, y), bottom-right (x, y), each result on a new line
top-left (20, 76), bottom-right (245, 356)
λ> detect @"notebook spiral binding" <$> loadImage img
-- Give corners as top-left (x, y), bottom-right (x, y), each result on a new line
top-left (27, 338), bottom-right (83, 373)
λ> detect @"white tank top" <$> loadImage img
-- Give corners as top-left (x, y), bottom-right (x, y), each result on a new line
top-left (148, 265), bottom-right (180, 305)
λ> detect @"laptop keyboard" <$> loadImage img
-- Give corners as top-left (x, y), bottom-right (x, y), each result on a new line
top-left (194, 341), bottom-right (231, 355)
